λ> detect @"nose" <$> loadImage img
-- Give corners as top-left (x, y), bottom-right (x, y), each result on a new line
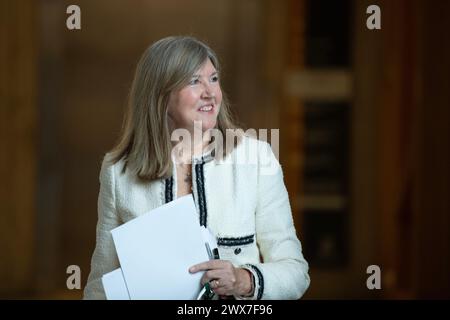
top-left (201, 83), bottom-right (215, 99)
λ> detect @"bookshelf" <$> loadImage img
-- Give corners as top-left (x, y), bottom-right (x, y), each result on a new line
top-left (284, 0), bottom-right (352, 269)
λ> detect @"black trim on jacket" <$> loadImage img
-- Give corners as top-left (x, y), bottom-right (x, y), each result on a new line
top-left (217, 235), bottom-right (255, 247)
top-left (195, 160), bottom-right (208, 227)
top-left (164, 176), bottom-right (174, 203)
top-left (247, 264), bottom-right (264, 300)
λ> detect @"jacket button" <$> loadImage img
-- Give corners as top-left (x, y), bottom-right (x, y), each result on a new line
top-left (234, 248), bottom-right (241, 255)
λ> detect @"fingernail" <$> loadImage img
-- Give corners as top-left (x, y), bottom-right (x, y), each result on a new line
top-left (189, 267), bottom-right (194, 273)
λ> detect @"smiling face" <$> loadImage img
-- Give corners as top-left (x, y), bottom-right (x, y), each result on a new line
top-left (167, 58), bottom-right (222, 133)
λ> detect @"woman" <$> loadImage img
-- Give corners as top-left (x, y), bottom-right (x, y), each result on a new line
top-left (83, 36), bottom-right (310, 300)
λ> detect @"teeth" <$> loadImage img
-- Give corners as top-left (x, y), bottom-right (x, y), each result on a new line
top-left (199, 105), bottom-right (213, 111)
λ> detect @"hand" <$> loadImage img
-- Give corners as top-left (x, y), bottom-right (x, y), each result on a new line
top-left (189, 260), bottom-right (253, 297)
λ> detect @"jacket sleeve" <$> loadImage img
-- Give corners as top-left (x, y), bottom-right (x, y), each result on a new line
top-left (83, 156), bottom-right (121, 299)
top-left (239, 141), bottom-right (310, 300)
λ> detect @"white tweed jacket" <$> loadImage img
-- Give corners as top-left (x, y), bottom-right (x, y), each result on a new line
top-left (83, 136), bottom-right (310, 300)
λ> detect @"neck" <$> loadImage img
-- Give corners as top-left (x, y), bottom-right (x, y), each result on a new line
top-left (171, 129), bottom-right (213, 164)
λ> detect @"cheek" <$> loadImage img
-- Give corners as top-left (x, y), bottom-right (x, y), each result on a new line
top-left (169, 91), bottom-right (198, 118)
top-left (215, 88), bottom-right (223, 106)
top-left (180, 90), bottom-right (201, 111)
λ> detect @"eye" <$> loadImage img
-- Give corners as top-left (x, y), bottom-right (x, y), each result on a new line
top-left (210, 75), bottom-right (219, 82)
top-left (189, 77), bottom-right (200, 85)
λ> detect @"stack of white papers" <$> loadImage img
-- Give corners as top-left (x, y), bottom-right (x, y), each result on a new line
top-left (102, 195), bottom-right (216, 300)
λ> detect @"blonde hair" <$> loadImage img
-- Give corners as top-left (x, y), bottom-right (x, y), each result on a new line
top-left (108, 36), bottom-right (240, 181)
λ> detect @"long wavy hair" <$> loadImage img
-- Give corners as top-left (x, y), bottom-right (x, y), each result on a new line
top-left (107, 36), bottom-right (240, 181)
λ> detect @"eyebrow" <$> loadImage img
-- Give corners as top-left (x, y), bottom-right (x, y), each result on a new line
top-left (192, 71), bottom-right (219, 78)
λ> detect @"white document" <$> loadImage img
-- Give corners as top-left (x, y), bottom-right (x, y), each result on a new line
top-left (102, 226), bottom-right (218, 300)
top-left (110, 195), bottom-right (210, 300)
top-left (102, 268), bottom-right (130, 300)
top-left (200, 226), bottom-right (218, 254)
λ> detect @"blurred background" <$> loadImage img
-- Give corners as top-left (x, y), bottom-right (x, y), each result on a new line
top-left (1, 0), bottom-right (449, 299)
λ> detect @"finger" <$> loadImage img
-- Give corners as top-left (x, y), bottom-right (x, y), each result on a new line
top-left (200, 269), bottom-right (223, 285)
top-left (210, 279), bottom-right (221, 289)
top-left (189, 259), bottom-right (226, 273)
top-left (213, 286), bottom-right (231, 296)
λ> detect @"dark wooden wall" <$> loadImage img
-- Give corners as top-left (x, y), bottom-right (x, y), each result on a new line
top-left (1, 0), bottom-right (449, 299)
top-left (0, 0), bottom-right (37, 297)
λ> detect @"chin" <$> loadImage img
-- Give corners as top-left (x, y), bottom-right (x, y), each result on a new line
top-left (187, 115), bottom-right (218, 132)
top-left (202, 121), bottom-right (217, 132)
top-left (192, 116), bottom-right (217, 131)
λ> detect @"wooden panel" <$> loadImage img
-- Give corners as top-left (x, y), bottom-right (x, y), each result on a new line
top-left (377, 0), bottom-right (413, 297)
top-left (0, 0), bottom-right (37, 296)
top-left (414, 0), bottom-right (450, 299)
top-left (282, 0), bottom-right (306, 235)
top-left (350, 0), bottom-right (383, 299)
top-left (35, 0), bottom-right (66, 295)
top-left (376, 0), bottom-right (450, 299)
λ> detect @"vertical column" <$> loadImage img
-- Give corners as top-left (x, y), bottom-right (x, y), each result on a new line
top-left (282, 0), bottom-right (306, 235)
top-left (36, 0), bottom-right (65, 296)
top-left (0, 0), bottom-right (37, 296)
top-left (414, 0), bottom-right (450, 299)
